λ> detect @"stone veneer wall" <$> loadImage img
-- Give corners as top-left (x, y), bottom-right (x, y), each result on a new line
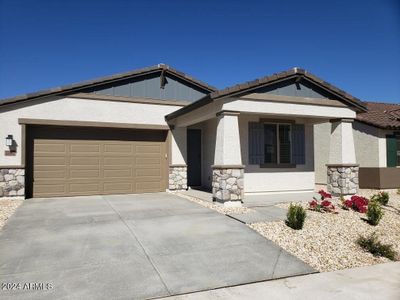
top-left (169, 165), bottom-right (187, 191)
top-left (327, 165), bottom-right (359, 195)
top-left (0, 168), bottom-right (25, 197)
top-left (212, 166), bottom-right (244, 203)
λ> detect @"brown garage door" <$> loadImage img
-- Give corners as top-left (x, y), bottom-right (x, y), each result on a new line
top-left (27, 126), bottom-right (168, 198)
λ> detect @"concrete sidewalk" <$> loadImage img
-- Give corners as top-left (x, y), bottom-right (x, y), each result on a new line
top-left (163, 262), bottom-right (400, 300)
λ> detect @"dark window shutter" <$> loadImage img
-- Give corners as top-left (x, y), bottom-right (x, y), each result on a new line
top-left (248, 122), bottom-right (264, 164)
top-left (386, 135), bottom-right (397, 167)
top-left (292, 124), bottom-right (305, 165)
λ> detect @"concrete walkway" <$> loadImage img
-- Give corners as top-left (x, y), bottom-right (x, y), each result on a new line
top-left (163, 262), bottom-right (400, 300)
top-left (228, 206), bottom-right (287, 224)
top-left (0, 193), bottom-right (314, 300)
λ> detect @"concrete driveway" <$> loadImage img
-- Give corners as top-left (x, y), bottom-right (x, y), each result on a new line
top-left (0, 193), bottom-right (314, 299)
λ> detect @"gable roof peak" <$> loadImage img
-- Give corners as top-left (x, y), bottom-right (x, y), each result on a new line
top-left (293, 67), bottom-right (306, 74)
top-left (0, 63), bottom-right (216, 107)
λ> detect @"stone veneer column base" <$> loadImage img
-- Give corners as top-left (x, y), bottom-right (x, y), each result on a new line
top-left (169, 165), bottom-right (187, 191)
top-left (327, 164), bottom-right (359, 196)
top-left (212, 165), bottom-right (244, 205)
top-left (0, 168), bottom-right (25, 198)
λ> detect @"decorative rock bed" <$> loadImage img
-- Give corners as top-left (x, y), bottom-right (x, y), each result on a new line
top-left (250, 190), bottom-right (400, 272)
top-left (0, 198), bottom-right (22, 230)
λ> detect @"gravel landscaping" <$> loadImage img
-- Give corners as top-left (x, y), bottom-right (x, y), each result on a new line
top-left (249, 189), bottom-right (400, 272)
top-left (0, 198), bottom-right (22, 230)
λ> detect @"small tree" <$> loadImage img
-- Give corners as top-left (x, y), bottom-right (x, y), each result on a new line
top-left (367, 201), bottom-right (383, 226)
top-left (357, 232), bottom-right (397, 260)
top-left (286, 204), bottom-right (306, 230)
top-left (371, 191), bottom-right (389, 206)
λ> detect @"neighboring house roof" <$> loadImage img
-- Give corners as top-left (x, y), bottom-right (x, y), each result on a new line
top-left (356, 102), bottom-right (400, 129)
top-left (0, 64), bottom-right (216, 107)
top-left (166, 67), bottom-right (368, 121)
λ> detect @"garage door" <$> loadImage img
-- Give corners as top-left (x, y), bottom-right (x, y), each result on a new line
top-left (27, 126), bottom-right (168, 198)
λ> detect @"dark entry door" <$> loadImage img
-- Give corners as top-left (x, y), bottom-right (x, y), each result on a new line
top-left (187, 129), bottom-right (202, 186)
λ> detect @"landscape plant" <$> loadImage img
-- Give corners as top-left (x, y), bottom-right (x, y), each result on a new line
top-left (357, 232), bottom-right (397, 260)
top-left (366, 201), bottom-right (383, 226)
top-left (371, 191), bottom-right (389, 206)
top-left (342, 195), bottom-right (369, 213)
top-left (286, 204), bottom-right (306, 230)
top-left (309, 190), bottom-right (337, 213)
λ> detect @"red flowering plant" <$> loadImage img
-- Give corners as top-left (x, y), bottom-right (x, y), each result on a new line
top-left (309, 190), bottom-right (337, 213)
top-left (341, 195), bottom-right (369, 213)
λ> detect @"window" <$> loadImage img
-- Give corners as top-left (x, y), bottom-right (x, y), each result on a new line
top-left (397, 137), bottom-right (400, 166)
top-left (248, 121), bottom-right (304, 166)
top-left (263, 123), bottom-right (291, 164)
top-left (386, 134), bottom-right (400, 167)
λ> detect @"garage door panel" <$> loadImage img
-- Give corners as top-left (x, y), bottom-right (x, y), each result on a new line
top-left (69, 182), bottom-right (101, 193)
top-left (135, 145), bottom-right (162, 154)
top-left (70, 143), bottom-right (101, 154)
top-left (34, 183), bottom-right (67, 195)
top-left (103, 157), bottom-right (134, 165)
top-left (104, 143), bottom-right (133, 154)
top-left (103, 168), bottom-right (133, 178)
top-left (136, 157), bottom-right (161, 164)
top-left (104, 182), bottom-right (134, 193)
top-left (70, 157), bottom-right (101, 166)
top-left (34, 169), bottom-right (66, 179)
top-left (34, 156), bottom-right (67, 166)
top-left (69, 169), bottom-right (101, 179)
top-left (35, 143), bottom-right (67, 153)
top-left (135, 168), bottom-right (161, 176)
top-left (136, 181), bottom-right (162, 193)
top-left (30, 127), bottom-right (167, 197)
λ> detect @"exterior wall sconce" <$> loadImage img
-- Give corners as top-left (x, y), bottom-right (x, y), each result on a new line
top-left (5, 135), bottom-right (16, 156)
top-left (6, 135), bottom-right (13, 147)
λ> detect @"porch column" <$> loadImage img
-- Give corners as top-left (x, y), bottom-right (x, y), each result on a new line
top-left (327, 119), bottom-right (359, 196)
top-left (212, 111), bottom-right (244, 206)
top-left (169, 127), bottom-right (187, 191)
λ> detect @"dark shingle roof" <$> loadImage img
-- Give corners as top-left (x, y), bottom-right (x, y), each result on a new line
top-left (0, 64), bottom-right (216, 107)
top-left (356, 102), bottom-right (400, 129)
top-left (166, 67), bottom-right (367, 121)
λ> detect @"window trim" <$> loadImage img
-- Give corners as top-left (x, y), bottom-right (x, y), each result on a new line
top-left (262, 121), bottom-right (293, 167)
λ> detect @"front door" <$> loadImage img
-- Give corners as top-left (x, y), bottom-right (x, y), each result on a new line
top-left (187, 129), bottom-right (202, 186)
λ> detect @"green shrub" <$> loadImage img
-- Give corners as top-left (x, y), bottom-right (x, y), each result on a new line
top-left (286, 204), bottom-right (306, 230)
top-left (371, 191), bottom-right (389, 206)
top-left (367, 201), bottom-right (383, 226)
top-left (357, 232), bottom-right (397, 260)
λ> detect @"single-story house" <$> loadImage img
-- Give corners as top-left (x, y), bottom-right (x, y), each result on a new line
top-left (315, 102), bottom-right (400, 189)
top-left (0, 64), bottom-right (370, 205)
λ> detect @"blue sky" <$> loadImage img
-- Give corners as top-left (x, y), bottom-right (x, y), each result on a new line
top-left (0, 0), bottom-right (399, 103)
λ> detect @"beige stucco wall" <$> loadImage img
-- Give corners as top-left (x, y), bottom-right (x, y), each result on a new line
top-left (314, 121), bottom-right (395, 184)
top-left (353, 122), bottom-right (395, 168)
top-left (223, 98), bottom-right (357, 119)
top-left (0, 96), bottom-right (181, 166)
top-left (313, 122), bottom-right (331, 184)
top-left (199, 119), bottom-right (217, 189)
top-left (353, 121), bottom-right (381, 168)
